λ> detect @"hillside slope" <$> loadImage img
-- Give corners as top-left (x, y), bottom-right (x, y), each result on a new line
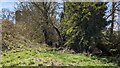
top-left (0, 46), bottom-right (117, 66)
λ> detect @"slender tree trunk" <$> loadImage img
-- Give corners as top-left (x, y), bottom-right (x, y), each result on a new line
top-left (42, 29), bottom-right (48, 44)
top-left (110, 2), bottom-right (115, 36)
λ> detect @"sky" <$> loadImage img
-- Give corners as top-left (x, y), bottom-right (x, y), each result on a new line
top-left (0, 2), bottom-right (16, 11)
top-left (0, 1), bottom-right (17, 23)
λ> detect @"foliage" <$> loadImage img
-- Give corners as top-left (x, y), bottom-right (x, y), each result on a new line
top-left (2, 20), bottom-right (15, 51)
top-left (61, 2), bottom-right (110, 53)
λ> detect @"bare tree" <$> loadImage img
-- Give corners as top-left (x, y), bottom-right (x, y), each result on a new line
top-left (15, 2), bottom-right (63, 47)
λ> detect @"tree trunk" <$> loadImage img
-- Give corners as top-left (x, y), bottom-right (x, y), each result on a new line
top-left (110, 2), bottom-right (115, 36)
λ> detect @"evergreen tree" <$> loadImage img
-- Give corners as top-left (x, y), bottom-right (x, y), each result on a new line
top-left (61, 2), bottom-right (110, 53)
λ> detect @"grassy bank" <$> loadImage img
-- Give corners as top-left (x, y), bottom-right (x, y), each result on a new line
top-left (0, 47), bottom-right (117, 66)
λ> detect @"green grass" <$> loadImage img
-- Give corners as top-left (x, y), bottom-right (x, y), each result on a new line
top-left (0, 47), bottom-right (118, 66)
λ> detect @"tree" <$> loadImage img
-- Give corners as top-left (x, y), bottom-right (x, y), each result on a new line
top-left (0, 8), bottom-right (15, 21)
top-left (110, 2), bottom-right (115, 36)
top-left (61, 2), bottom-right (110, 53)
top-left (15, 2), bottom-right (63, 47)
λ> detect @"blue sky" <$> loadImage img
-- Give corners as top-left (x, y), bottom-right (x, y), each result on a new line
top-left (0, 2), bottom-right (16, 11)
